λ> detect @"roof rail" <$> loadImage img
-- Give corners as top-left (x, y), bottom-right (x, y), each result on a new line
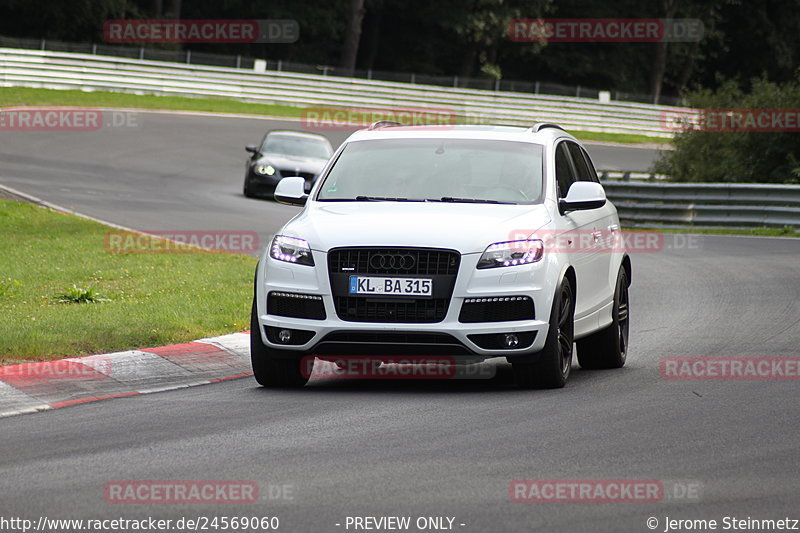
top-left (527, 122), bottom-right (566, 133)
top-left (368, 120), bottom-right (403, 130)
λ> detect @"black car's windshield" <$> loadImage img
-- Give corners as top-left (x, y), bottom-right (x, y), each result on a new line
top-left (317, 139), bottom-right (544, 204)
top-left (261, 135), bottom-right (332, 159)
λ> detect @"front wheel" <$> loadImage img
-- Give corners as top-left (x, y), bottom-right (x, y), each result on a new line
top-left (250, 301), bottom-right (309, 387)
top-left (577, 267), bottom-right (629, 369)
top-left (512, 278), bottom-right (574, 389)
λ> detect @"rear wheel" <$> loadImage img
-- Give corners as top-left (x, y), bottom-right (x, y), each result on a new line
top-left (577, 267), bottom-right (629, 369)
top-left (250, 300), bottom-right (309, 387)
top-left (512, 279), bottom-right (574, 389)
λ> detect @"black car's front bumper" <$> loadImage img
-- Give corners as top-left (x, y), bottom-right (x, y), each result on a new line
top-left (245, 171), bottom-right (315, 198)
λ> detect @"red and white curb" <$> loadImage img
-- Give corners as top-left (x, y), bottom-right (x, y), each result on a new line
top-left (0, 332), bottom-right (252, 418)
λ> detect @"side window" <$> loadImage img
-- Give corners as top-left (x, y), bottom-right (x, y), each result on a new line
top-left (580, 146), bottom-right (600, 183)
top-left (555, 142), bottom-right (576, 198)
top-left (567, 142), bottom-right (594, 182)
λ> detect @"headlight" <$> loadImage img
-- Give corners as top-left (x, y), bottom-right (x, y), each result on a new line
top-left (270, 235), bottom-right (314, 266)
top-left (255, 164), bottom-right (276, 176)
top-left (476, 240), bottom-right (544, 269)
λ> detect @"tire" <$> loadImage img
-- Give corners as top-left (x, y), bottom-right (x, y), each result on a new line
top-left (512, 278), bottom-right (574, 389)
top-left (250, 300), bottom-right (309, 387)
top-left (577, 267), bottom-right (629, 370)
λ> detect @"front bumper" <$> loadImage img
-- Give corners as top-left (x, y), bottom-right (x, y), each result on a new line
top-left (245, 173), bottom-right (279, 197)
top-left (246, 170), bottom-right (316, 197)
top-left (256, 250), bottom-right (556, 361)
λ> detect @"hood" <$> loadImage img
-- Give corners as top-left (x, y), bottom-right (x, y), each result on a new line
top-left (281, 202), bottom-right (551, 254)
top-left (256, 154), bottom-right (327, 174)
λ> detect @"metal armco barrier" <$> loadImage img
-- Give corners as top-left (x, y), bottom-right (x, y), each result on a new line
top-left (0, 48), bottom-right (685, 137)
top-left (603, 181), bottom-right (800, 227)
top-left (5, 47), bottom-right (795, 228)
top-left (598, 170), bottom-right (668, 181)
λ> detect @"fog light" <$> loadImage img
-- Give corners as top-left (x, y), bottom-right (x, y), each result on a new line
top-left (278, 329), bottom-right (292, 343)
top-left (504, 334), bottom-right (519, 348)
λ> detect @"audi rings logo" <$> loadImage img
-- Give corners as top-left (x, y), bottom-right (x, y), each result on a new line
top-left (370, 253), bottom-right (416, 270)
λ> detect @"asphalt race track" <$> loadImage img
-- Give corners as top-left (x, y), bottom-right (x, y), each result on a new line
top-left (0, 111), bottom-right (660, 251)
top-left (1, 112), bottom-right (799, 532)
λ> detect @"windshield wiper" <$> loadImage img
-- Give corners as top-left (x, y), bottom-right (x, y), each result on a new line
top-left (354, 196), bottom-right (424, 202)
top-left (436, 197), bottom-right (512, 204)
top-left (323, 196), bottom-right (508, 203)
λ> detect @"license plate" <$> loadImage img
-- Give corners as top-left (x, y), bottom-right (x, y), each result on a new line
top-left (349, 276), bottom-right (433, 296)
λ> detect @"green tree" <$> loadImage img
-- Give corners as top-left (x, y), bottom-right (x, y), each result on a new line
top-left (653, 76), bottom-right (800, 183)
top-left (339, 0), bottom-right (366, 73)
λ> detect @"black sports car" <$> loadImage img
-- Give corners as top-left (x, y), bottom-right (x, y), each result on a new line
top-left (243, 130), bottom-right (334, 199)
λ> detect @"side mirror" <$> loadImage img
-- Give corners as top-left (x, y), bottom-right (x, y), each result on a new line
top-left (245, 145), bottom-right (259, 155)
top-left (559, 181), bottom-right (606, 215)
top-left (274, 177), bottom-right (308, 206)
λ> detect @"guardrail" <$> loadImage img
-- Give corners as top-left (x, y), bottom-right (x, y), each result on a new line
top-left (0, 47), bottom-right (684, 137)
top-left (0, 34), bottom-right (681, 106)
top-left (598, 170), bottom-right (668, 181)
top-left (8, 47), bottom-right (791, 228)
top-left (602, 181), bottom-right (800, 227)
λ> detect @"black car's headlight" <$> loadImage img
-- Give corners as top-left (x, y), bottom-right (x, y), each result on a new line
top-left (255, 164), bottom-right (276, 176)
top-left (476, 240), bottom-right (544, 269)
top-left (270, 235), bottom-right (314, 266)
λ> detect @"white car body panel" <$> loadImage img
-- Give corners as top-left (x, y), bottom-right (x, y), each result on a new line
top-left (284, 203), bottom-right (551, 253)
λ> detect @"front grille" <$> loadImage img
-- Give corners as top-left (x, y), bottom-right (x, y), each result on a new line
top-left (267, 291), bottom-right (326, 320)
top-left (328, 247), bottom-right (460, 323)
top-left (321, 331), bottom-right (461, 344)
top-left (333, 296), bottom-right (448, 323)
top-left (329, 247), bottom-right (459, 276)
top-left (459, 296), bottom-right (535, 323)
top-left (279, 169), bottom-right (315, 181)
top-left (313, 331), bottom-right (471, 355)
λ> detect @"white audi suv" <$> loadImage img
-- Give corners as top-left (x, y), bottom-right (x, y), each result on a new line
top-left (251, 122), bottom-right (631, 388)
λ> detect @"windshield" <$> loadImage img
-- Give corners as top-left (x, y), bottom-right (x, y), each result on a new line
top-left (317, 139), bottom-right (544, 204)
top-left (261, 135), bottom-right (332, 159)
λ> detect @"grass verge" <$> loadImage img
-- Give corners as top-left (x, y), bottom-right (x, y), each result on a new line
top-left (569, 130), bottom-right (669, 145)
top-left (0, 87), bottom-right (667, 145)
top-left (0, 198), bottom-right (255, 363)
top-left (0, 87), bottom-right (302, 118)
